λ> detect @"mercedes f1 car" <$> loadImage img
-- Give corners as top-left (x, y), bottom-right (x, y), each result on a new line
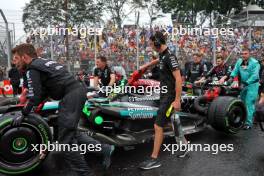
top-left (0, 69), bottom-right (246, 175)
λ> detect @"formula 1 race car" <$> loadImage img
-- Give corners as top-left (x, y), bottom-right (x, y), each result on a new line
top-left (80, 78), bottom-right (245, 147)
top-left (0, 69), bottom-right (246, 175)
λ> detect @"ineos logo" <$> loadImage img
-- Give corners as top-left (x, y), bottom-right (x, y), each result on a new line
top-left (3, 85), bottom-right (12, 92)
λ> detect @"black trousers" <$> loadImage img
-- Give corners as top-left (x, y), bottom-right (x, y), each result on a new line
top-left (58, 85), bottom-right (94, 176)
top-left (57, 85), bottom-right (94, 176)
top-left (57, 84), bottom-right (111, 176)
top-left (58, 128), bottom-right (95, 176)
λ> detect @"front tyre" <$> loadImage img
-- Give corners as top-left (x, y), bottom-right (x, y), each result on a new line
top-left (0, 112), bottom-right (52, 175)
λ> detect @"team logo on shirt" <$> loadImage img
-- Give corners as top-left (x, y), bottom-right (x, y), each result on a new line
top-left (159, 56), bottom-right (165, 70)
top-left (170, 56), bottom-right (179, 69)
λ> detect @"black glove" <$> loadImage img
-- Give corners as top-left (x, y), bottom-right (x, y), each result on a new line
top-left (12, 114), bottom-right (25, 126)
top-left (239, 84), bottom-right (244, 90)
top-left (240, 82), bottom-right (248, 90)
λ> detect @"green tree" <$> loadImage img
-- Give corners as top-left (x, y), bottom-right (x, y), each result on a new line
top-left (101, 0), bottom-right (141, 29)
top-left (22, 0), bottom-right (103, 32)
top-left (158, 0), bottom-right (253, 25)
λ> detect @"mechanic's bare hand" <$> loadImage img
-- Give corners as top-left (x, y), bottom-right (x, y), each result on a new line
top-left (172, 100), bottom-right (181, 111)
top-left (259, 93), bottom-right (264, 104)
top-left (39, 149), bottom-right (48, 160)
top-left (194, 80), bottom-right (202, 86)
top-left (226, 78), bottom-right (234, 85)
top-left (218, 78), bottom-right (225, 84)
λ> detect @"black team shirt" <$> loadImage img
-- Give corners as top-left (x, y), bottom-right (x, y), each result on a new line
top-left (93, 66), bottom-right (114, 86)
top-left (22, 58), bottom-right (78, 115)
top-left (159, 48), bottom-right (180, 98)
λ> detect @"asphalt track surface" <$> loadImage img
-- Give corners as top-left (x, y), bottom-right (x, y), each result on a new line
top-left (0, 97), bottom-right (264, 176)
top-left (1, 125), bottom-right (264, 176)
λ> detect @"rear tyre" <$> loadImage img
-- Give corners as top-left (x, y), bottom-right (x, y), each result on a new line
top-left (0, 112), bottom-right (52, 175)
top-left (208, 96), bottom-right (246, 134)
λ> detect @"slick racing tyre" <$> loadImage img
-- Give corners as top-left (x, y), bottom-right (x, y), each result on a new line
top-left (0, 112), bottom-right (52, 175)
top-left (208, 96), bottom-right (246, 134)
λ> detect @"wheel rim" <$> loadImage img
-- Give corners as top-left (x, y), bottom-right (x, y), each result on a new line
top-left (0, 123), bottom-right (43, 172)
top-left (228, 105), bottom-right (245, 128)
top-left (12, 137), bottom-right (28, 152)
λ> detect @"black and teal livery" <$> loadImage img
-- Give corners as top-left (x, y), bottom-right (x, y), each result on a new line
top-left (0, 80), bottom-right (247, 175)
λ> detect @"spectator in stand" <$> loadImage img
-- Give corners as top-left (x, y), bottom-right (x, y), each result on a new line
top-left (25, 25), bottom-right (264, 77)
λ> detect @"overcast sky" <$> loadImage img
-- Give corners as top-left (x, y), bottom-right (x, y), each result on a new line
top-left (0, 0), bottom-right (172, 43)
top-left (0, 0), bottom-right (29, 10)
top-left (0, 0), bottom-right (30, 42)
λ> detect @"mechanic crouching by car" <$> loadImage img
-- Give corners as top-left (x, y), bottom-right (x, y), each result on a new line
top-left (195, 55), bottom-right (230, 85)
top-left (11, 44), bottom-right (114, 176)
top-left (228, 47), bottom-right (260, 130)
top-left (138, 31), bottom-right (188, 170)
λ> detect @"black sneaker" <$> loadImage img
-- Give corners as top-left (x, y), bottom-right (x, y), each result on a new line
top-left (102, 145), bottom-right (115, 170)
top-left (139, 158), bottom-right (161, 170)
top-left (243, 125), bottom-right (252, 130)
top-left (177, 149), bottom-right (190, 158)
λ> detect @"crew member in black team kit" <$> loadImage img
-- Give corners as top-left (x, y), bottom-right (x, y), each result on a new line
top-left (93, 56), bottom-right (115, 96)
top-left (93, 56), bottom-right (115, 87)
top-left (185, 53), bottom-right (208, 83)
top-left (195, 55), bottom-right (230, 85)
top-left (11, 44), bottom-right (114, 176)
top-left (139, 32), bottom-right (188, 170)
